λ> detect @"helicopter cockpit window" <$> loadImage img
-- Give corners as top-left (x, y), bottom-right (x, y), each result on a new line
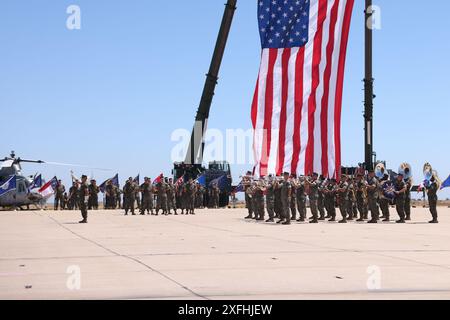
top-left (18, 182), bottom-right (26, 193)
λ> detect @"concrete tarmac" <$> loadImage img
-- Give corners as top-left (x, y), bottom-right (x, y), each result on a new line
top-left (1, 207), bottom-right (450, 300)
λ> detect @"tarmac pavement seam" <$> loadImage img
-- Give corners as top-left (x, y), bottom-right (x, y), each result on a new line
top-left (163, 213), bottom-right (450, 280)
top-left (40, 212), bottom-right (209, 300)
top-left (364, 251), bottom-right (450, 272)
top-left (3, 208), bottom-right (450, 299)
top-left (4, 248), bottom-right (450, 262)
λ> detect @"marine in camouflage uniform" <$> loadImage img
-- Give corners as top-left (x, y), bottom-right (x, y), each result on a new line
top-left (247, 184), bottom-right (256, 219)
top-left (166, 178), bottom-right (177, 215)
top-left (344, 177), bottom-right (354, 222)
top-left (404, 175), bottom-right (413, 221)
top-left (274, 183), bottom-right (282, 219)
top-left (278, 172), bottom-right (292, 225)
top-left (323, 179), bottom-right (337, 222)
top-left (210, 183), bottom-right (220, 209)
top-left (393, 173), bottom-right (407, 223)
top-left (105, 181), bottom-right (114, 209)
top-left (176, 183), bottom-right (183, 212)
top-left (88, 180), bottom-right (100, 210)
top-left (366, 171), bottom-right (380, 223)
top-left (63, 193), bottom-right (68, 209)
top-left (115, 186), bottom-right (121, 209)
top-left (347, 178), bottom-right (358, 221)
top-left (265, 176), bottom-right (277, 222)
top-left (54, 180), bottom-right (66, 210)
top-left (185, 179), bottom-right (196, 215)
top-left (78, 175), bottom-right (89, 223)
top-left (156, 178), bottom-right (168, 215)
top-left (317, 177), bottom-right (326, 220)
top-left (425, 177), bottom-right (439, 223)
top-left (244, 184), bottom-right (254, 219)
top-left (140, 177), bottom-right (154, 215)
top-left (134, 187), bottom-right (141, 211)
top-left (336, 176), bottom-right (349, 223)
top-left (253, 182), bottom-right (265, 221)
top-left (123, 178), bottom-right (136, 215)
top-left (379, 174), bottom-right (391, 222)
top-left (346, 178), bottom-right (357, 221)
top-left (178, 180), bottom-right (188, 215)
top-left (355, 174), bottom-right (369, 221)
top-left (307, 173), bottom-right (320, 224)
top-left (289, 176), bottom-right (297, 221)
top-left (295, 178), bottom-right (307, 222)
top-left (195, 184), bottom-right (205, 208)
top-left (67, 182), bottom-right (79, 210)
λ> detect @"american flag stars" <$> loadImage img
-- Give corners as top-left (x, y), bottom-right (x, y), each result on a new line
top-left (258, 0), bottom-right (310, 49)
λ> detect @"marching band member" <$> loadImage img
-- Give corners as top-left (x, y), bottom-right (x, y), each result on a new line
top-left (289, 175), bottom-right (297, 221)
top-left (294, 177), bottom-right (307, 223)
top-left (305, 173), bottom-right (320, 224)
top-left (379, 174), bottom-right (392, 222)
top-left (253, 180), bottom-right (266, 221)
top-left (323, 179), bottom-right (337, 222)
top-left (317, 176), bottom-right (327, 220)
top-left (366, 170), bottom-right (380, 224)
top-left (336, 175), bottom-right (350, 224)
top-left (347, 177), bottom-right (357, 221)
top-left (393, 173), bottom-right (407, 223)
top-left (243, 171), bottom-right (254, 220)
top-left (265, 175), bottom-right (278, 223)
top-left (404, 168), bottom-right (413, 221)
top-left (425, 176), bottom-right (439, 224)
top-left (355, 173), bottom-right (368, 222)
top-left (278, 172), bottom-right (292, 225)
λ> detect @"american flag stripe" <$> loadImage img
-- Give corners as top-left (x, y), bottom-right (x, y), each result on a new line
top-left (252, 0), bottom-right (355, 178)
top-left (290, 47), bottom-right (304, 175)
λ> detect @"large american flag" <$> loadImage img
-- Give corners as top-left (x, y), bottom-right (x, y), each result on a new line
top-left (251, 0), bottom-right (355, 178)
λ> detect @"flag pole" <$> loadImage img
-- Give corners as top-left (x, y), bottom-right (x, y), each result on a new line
top-left (364, 0), bottom-right (374, 171)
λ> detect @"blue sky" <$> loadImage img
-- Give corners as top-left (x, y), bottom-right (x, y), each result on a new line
top-left (1, 1), bottom-right (449, 199)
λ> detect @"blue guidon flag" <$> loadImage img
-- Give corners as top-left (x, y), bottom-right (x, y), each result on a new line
top-left (251, 0), bottom-right (355, 179)
top-left (30, 174), bottom-right (43, 190)
top-left (209, 175), bottom-right (228, 191)
top-left (234, 181), bottom-right (245, 193)
top-left (99, 174), bottom-right (119, 193)
top-left (0, 175), bottom-right (17, 197)
top-left (441, 175), bottom-right (450, 190)
top-left (195, 174), bottom-right (206, 187)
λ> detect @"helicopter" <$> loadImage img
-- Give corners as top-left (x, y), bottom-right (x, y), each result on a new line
top-left (0, 151), bottom-right (48, 209)
top-left (0, 151), bottom-right (109, 210)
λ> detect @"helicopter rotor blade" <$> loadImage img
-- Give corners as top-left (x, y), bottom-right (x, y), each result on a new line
top-left (17, 159), bottom-right (45, 164)
top-left (41, 161), bottom-right (112, 172)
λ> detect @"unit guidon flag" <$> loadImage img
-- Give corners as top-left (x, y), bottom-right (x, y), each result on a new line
top-left (251, 0), bottom-right (355, 178)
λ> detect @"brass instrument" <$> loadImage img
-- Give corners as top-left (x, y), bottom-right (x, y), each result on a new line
top-left (290, 177), bottom-right (299, 187)
top-left (254, 179), bottom-right (267, 190)
top-left (375, 162), bottom-right (386, 179)
top-left (302, 176), bottom-right (314, 185)
top-left (399, 162), bottom-right (413, 180)
top-left (423, 162), bottom-right (442, 190)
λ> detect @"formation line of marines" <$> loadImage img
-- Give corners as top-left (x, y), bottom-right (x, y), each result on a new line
top-left (54, 175), bottom-right (221, 224)
top-left (242, 169), bottom-right (440, 225)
